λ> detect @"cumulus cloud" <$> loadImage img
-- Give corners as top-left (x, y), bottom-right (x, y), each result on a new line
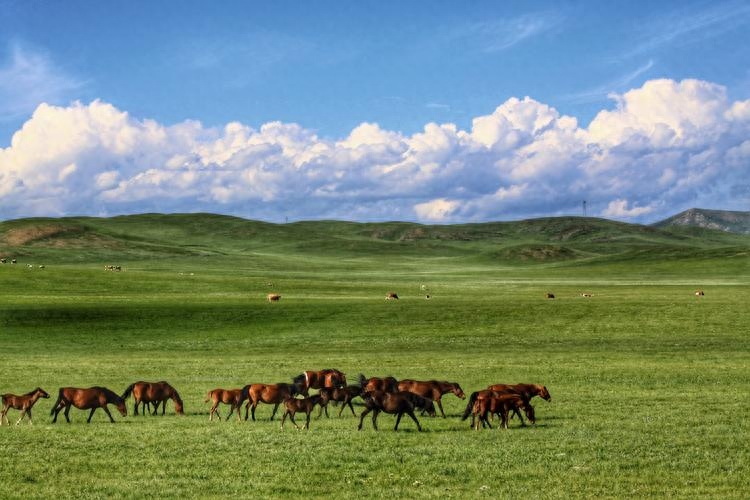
top-left (1, 78), bottom-right (748, 222)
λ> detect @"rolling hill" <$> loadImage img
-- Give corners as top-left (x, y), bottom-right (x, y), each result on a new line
top-left (653, 208), bottom-right (750, 234)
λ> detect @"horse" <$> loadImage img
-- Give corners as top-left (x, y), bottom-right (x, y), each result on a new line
top-left (385, 292), bottom-right (399, 300)
top-left (317, 385), bottom-right (363, 417)
top-left (472, 393), bottom-right (535, 430)
top-left (51, 387), bottom-right (127, 423)
top-left (280, 394), bottom-right (327, 430)
top-left (1, 388), bottom-right (49, 425)
top-left (293, 369), bottom-right (347, 396)
top-left (267, 293), bottom-right (281, 302)
top-left (357, 390), bottom-right (424, 432)
top-left (461, 389), bottom-right (527, 428)
top-left (545, 292), bottom-right (555, 299)
top-left (695, 290), bottom-right (705, 297)
top-left (243, 383), bottom-right (299, 421)
top-left (486, 383), bottom-right (551, 403)
top-left (205, 387), bottom-right (249, 422)
top-left (359, 374), bottom-right (399, 393)
top-left (396, 379), bottom-right (465, 418)
top-left (121, 381), bottom-right (184, 416)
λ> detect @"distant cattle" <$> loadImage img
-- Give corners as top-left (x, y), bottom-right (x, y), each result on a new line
top-left (385, 292), bottom-right (399, 300)
top-left (267, 293), bottom-right (281, 302)
top-left (545, 293), bottom-right (555, 299)
top-left (695, 290), bottom-right (705, 297)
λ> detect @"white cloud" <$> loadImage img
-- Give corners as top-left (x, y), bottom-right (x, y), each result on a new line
top-left (1, 78), bottom-right (748, 222)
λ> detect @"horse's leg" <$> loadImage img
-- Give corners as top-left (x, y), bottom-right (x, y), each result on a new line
top-left (280, 410), bottom-right (288, 430)
top-left (244, 400), bottom-right (251, 421)
top-left (270, 403), bottom-right (280, 421)
top-left (289, 412), bottom-right (300, 430)
top-left (225, 404), bottom-right (236, 422)
top-left (63, 404), bottom-right (72, 423)
top-left (87, 408), bottom-right (97, 423)
top-left (405, 410), bottom-right (422, 432)
top-left (161, 400), bottom-right (166, 416)
top-left (0, 406), bottom-right (8, 425)
top-left (15, 409), bottom-right (27, 425)
top-left (102, 405), bottom-right (116, 423)
top-left (394, 412), bottom-right (403, 431)
top-left (251, 402), bottom-right (258, 422)
top-left (357, 408), bottom-right (371, 430)
top-left (436, 398), bottom-right (446, 418)
top-left (371, 409), bottom-right (380, 431)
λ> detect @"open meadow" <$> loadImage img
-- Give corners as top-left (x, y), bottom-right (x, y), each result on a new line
top-left (0, 215), bottom-right (748, 498)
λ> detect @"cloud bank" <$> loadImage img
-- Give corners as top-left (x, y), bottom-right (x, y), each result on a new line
top-left (1, 78), bottom-right (748, 223)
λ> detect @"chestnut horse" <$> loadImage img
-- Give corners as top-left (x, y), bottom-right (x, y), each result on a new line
top-left (292, 369), bottom-right (346, 396)
top-left (243, 383), bottom-right (299, 421)
top-left (122, 381), bottom-right (184, 416)
top-left (357, 390), bottom-right (424, 432)
top-left (317, 385), bottom-right (363, 418)
top-left (280, 394), bottom-right (327, 430)
top-left (205, 387), bottom-right (249, 421)
top-left (486, 383), bottom-right (551, 403)
top-left (1, 387), bottom-right (49, 425)
top-left (51, 387), bottom-right (127, 423)
top-left (359, 374), bottom-right (399, 393)
top-left (397, 379), bottom-right (466, 418)
top-left (472, 393), bottom-right (535, 430)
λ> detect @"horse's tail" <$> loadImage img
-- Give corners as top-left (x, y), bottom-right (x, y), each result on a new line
top-left (358, 373), bottom-right (367, 389)
top-left (121, 383), bottom-right (135, 400)
top-left (461, 391), bottom-right (479, 421)
top-left (204, 390), bottom-right (213, 403)
top-left (50, 388), bottom-right (65, 416)
top-left (239, 385), bottom-right (252, 404)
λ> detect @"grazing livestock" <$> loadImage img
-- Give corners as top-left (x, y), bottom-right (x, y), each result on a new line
top-left (1, 388), bottom-right (50, 425)
top-left (581, 293), bottom-right (593, 298)
top-left (385, 292), bottom-right (399, 300)
top-left (317, 385), bottom-right (363, 417)
top-left (293, 368), bottom-right (346, 396)
top-left (358, 390), bottom-right (424, 432)
top-left (396, 379), bottom-right (465, 418)
top-left (280, 394), bottom-right (327, 430)
top-left (205, 387), bottom-right (249, 422)
top-left (104, 265), bottom-right (122, 271)
top-left (359, 374), bottom-right (399, 393)
top-left (695, 290), bottom-right (705, 297)
top-left (472, 393), bottom-right (535, 430)
top-left (11, 259), bottom-right (17, 264)
top-left (0, 258), bottom-right (6, 264)
top-left (243, 383), bottom-right (299, 421)
top-left (51, 387), bottom-right (127, 423)
top-left (545, 292), bottom-right (555, 299)
top-left (267, 293), bottom-right (281, 302)
top-left (122, 381), bottom-right (184, 416)
top-left (486, 383), bottom-right (551, 404)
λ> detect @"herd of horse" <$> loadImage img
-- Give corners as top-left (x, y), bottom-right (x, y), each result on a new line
top-left (1, 369), bottom-right (551, 432)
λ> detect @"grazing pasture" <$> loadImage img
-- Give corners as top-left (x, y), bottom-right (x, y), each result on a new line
top-left (0, 215), bottom-right (748, 498)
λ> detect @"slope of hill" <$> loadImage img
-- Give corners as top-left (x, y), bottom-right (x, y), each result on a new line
top-left (653, 208), bottom-right (750, 234)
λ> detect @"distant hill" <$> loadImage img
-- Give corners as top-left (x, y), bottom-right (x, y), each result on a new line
top-left (0, 211), bottom-right (748, 264)
top-left (653, 208), bottom-right (750, 234)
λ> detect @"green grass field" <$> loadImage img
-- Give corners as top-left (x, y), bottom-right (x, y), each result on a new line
top-left (0, 215), bottom-right (748, 498)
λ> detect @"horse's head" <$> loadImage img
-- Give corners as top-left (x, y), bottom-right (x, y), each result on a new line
top-left (36, 388), bottom-right (50, 399)
top-left (116, 398), bottom-right (128, 417)
top-left (173, 395), bottom-right (185, 415)
top-left (452, 383), bottom-right (466, 399)
top-left (539, 385), bottom-right (551, 402)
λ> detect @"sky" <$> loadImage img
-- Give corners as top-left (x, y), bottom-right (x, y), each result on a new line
top-left (1, 0), bottom-right (749, 223)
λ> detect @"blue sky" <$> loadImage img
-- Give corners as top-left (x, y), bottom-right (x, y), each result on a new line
top-left (1, 0), bottom-right (749, 222)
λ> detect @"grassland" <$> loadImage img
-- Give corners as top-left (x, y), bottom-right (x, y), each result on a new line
top-left (0, 214), bottom-right (748, 498)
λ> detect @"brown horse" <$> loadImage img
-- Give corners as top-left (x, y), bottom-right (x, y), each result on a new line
top-left (293, 369), bottom-right (347, 396)
top-left (121, 381), bottom-right (184, 416)
top-left (1, 388), bottom-right (49, 425)
top-left (205, 387), bottom-right (249, 422)
top-left (359, 374), bottom-right (399, 393)
top-left (280, 394), bottom-right (327, 430)
top-left (51, 387), bottom-right (127, 423)
top-left (397, 379), bottom-right (466, 418)
top-left (243, 383), bottom-right (299, 421)
top-left (317, 385), bottom-right (363, 417)
top-left (472, 393), bottom-right (535, 430)
top-left (357, 390), bottom-right (424, 432)
top-left (486, 383), bottom-right (551, 403)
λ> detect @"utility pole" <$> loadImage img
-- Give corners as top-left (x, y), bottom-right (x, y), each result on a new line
top-left (582, 200), bottom-right (587, 217)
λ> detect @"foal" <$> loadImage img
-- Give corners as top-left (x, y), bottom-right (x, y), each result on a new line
top-left (358, 390), bottom-right (423, 432)
top-left (280, 394), bottom-right (327, 430)
top-left (1, 388), bottom-right (49, 425)
top-left (317, 385), bottom-right (362, 417)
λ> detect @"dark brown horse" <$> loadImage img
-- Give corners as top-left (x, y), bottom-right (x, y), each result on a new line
top-left (280, 394), bottom-right (327, 430)
top-left (293, 369), bottom-right (347, 396)
top-left (51, 387), bottom-right (127, 423)
top-left (357, 390), bottom-right (424, 432)
top-left (359, 374), bottom-right (399, 393)
top-left (397, 379), bottom-right (466, 418)
top-left (1, 387), bottom-right (49, 425)
top-left (243, 383), bottom-right (299, 421)
top-left (317, 385), bottom-right (363, 417)
top-left (122, 381), bottom-right (184, 416)
top-left (486, 383), bottom-right (551, 403)
top-left (205, 387), bottom-right (249, 422)
top-left (472, 393), bottom-right (535, 430)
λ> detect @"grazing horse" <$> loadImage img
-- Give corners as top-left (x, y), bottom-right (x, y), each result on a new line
top-left (243, 383), bottom-right (299, 421)
top-left (1, 388), bottom-right (49, 425)
top-left (205, 387), bottom-right (249, 422)
top-left (472, 393), bottom-right (535, 430)
top-left (359, 374), bottom-right (399, 393)
top-left (293, 369), bottom-right (347, 396)
top-left (397, 379), bottom-right (466, 418)
top-left (385, 292), bottom-right (399, 300)
top-left (545, 292), bottom-right (555, 299)
top-left (486, 383), bottom-right (551, 403)
top-left (695, 290), bottom-right (705, 297)
top-left (317, 385), bottom-right (363, 417)
top-left (280, 394), bottom-right (327, 430)
top-left (267, 293), bottom-right (281, 302)
top-left (122, 381), bottom-right (184, 416)
top-left (358, 390), bottom-right (424, 432)
top-left (51, 387), bottom-right (127, 423)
